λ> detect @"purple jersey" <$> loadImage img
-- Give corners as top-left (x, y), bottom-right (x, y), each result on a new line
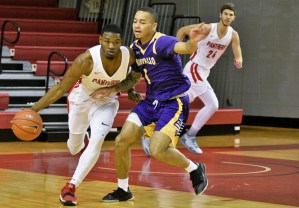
top-left (131, 32), bottom-right (190, 101)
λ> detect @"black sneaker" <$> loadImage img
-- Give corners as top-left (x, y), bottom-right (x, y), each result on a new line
top-left (102, 187), bottom-right (134, 202)
top-left (190, 163), bottom-right (208, 195)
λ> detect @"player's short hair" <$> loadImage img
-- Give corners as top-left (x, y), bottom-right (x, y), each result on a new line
top-left (220, 3), bottom-right (236, 15)
top-left (136, 7), bottom-right (158, 23)
top-left (101, 24), bottom-right (123, 37)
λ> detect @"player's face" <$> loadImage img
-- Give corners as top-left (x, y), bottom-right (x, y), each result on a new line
top-left (132, 11), bottom-right (157, 44)
top-left (220, 9), bottom-right (235, 26)
top-left (100, 32), bottom-right (122, 59)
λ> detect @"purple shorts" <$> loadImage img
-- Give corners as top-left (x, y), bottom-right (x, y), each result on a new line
top-left (132, 95), bottom-right (190, 144)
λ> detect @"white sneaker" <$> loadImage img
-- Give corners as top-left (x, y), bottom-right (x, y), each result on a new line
top-left (180, 133), bottom-right (203, 154)
top-left (141, 136), bottom-right (151, 156)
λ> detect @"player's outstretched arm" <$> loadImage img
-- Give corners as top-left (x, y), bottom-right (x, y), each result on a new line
top-left (31, 51), bottom-right (92, 112)
top-left (189, 22), bottom-right (208, 42)
top-left (174, 23), bottom-right (207, 54)
top-left (176, 24), bottom-right (199, 41)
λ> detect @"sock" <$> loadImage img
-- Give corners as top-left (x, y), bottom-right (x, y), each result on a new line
top-left (186, 129), bottom-right (198, 138)
top-left (69, 178), bottom-right (79, 188)
top-left (185, 160), bottom-right (198, 173)
top-left (118, 178), bottom-right (129, 192)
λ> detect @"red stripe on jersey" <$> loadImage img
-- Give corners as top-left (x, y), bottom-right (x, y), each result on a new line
top-left (191, 63), bottom-right (197, 83)
top-left (194, 64), bottom-right (202, 82)
top-left (190, 50), bottom-right (197, 61)
top-left (190, 63), bottom-right (202, 83)
top-left (67, 78), bottom-right (82, 112)
top-left (69, 78), bottom-right (81, 93)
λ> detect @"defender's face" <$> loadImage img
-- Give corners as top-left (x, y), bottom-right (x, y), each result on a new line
top-left (132, 11), bottom-right (157, 44)
top-left (220, 9), bottom-right (236, 26)
top-left (100, 32), bottom-right (122, 59)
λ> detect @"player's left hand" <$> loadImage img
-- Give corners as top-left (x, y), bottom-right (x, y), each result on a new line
top-left (234, 59), bottom-right (243, 69)
top-left (189, 22), bottom-right (206, 42)
top-left (128, 89), bottom-right (143, 103)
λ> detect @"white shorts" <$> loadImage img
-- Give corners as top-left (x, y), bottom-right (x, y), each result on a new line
top-left (67, 84), bottom-right (119, 135)
top-left (183, 61), bottom-right (213, 102)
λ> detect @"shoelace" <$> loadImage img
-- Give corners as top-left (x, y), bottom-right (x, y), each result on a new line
top-left (111, 189), bottom-right (122, 197)
top-left (186, 138), bottom-right (197, 146)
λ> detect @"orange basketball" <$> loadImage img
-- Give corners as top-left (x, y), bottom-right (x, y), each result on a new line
top-left (11, 109), bottom-right (43, 141)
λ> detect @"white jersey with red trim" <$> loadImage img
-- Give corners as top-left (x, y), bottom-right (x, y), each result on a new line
top-left (82, 45), bottom-right (130, 94)
top-left (68, 45), bottom-right (130, 104)
top-left (189, 23), bottom-right (233, 80)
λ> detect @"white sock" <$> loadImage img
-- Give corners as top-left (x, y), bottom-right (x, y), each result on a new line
top-left (184, 130), bottom-right (196, 139)
top-left (186, 128), bottom-right (198, 138)
top-left (185, 161), bottom-right (198, 173)
top-left (118, 178), bottom-right (129, 192)
top-left (69, 178), bottom-right (79, 188)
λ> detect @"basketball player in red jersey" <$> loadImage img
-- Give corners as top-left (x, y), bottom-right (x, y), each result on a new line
top-left (177, 3), bottom-right (243, 154)
top-left (30, 24), bottom-right (142, 206)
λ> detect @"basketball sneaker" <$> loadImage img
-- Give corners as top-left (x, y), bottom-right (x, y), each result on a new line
top-left (190, 163), bottom-right (208, 195)
top-left (180, 133), bottom-right (203, 154)
top-left (102, 187), bottom-right (134, 202)
top-left (59, 183), bottom-right (77, 206)
top-left (141, 136), bottom-right (151, 156)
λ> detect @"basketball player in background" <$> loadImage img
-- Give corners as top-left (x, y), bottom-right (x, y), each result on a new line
top-left (30, 24), bottom-right (142, 206)
top-left (142, 3), bottom-right (243, 155)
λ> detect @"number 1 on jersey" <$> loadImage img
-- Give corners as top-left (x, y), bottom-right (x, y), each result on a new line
top-left (143, 68), bottom-right (151, 84)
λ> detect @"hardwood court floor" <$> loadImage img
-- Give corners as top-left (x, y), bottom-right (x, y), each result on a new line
top-left (0, 126), bottom-right (298, 208)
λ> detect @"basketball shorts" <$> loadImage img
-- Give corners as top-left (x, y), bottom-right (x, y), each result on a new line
top-left (67, 84), bottom-right (119, 135)
top-left (183, 61), bottom-right (213, 102)
top-left (130, 95), bottom-right (190, 147)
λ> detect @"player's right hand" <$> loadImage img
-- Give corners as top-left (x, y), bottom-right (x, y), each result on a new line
top-left (90, 87), bottom-right (116, 99)
top-left (234, 59), bottom-right (243, 69)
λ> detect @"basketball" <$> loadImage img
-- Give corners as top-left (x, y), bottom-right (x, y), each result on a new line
top-left (11, 109), bottom-right (43, 141)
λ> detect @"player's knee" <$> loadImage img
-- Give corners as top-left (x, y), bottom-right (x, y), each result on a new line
top-left (115, 134), bottom-right (132, 149)
top-left (149, 147), bottom-right (163, 159)
top-left (115, 134), bottom-right (128, 148)
top-left (68, 146), bottom-right (81, 155)
top-left (210, 101), bottom-right (219, 113)
top-left (88, 135), bottom-right (105, 151)
top-left (67, 138), bottom-right (83, 155)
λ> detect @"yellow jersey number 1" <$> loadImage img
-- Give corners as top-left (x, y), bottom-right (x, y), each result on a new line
top-left (143, 68), bottom-right (151, 84)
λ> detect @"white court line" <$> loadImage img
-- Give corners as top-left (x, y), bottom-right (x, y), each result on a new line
top-left (97, 161), bottom-right (271, 176)
top-left (211, 161), bottom-right (271, 175)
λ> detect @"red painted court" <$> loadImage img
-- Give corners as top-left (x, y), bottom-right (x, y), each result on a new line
top-left (0, 126), bottom-right (298, 208)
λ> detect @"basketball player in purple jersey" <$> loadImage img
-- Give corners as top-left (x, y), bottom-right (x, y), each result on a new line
top-left (98, 7), bottom-right (208, 202)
